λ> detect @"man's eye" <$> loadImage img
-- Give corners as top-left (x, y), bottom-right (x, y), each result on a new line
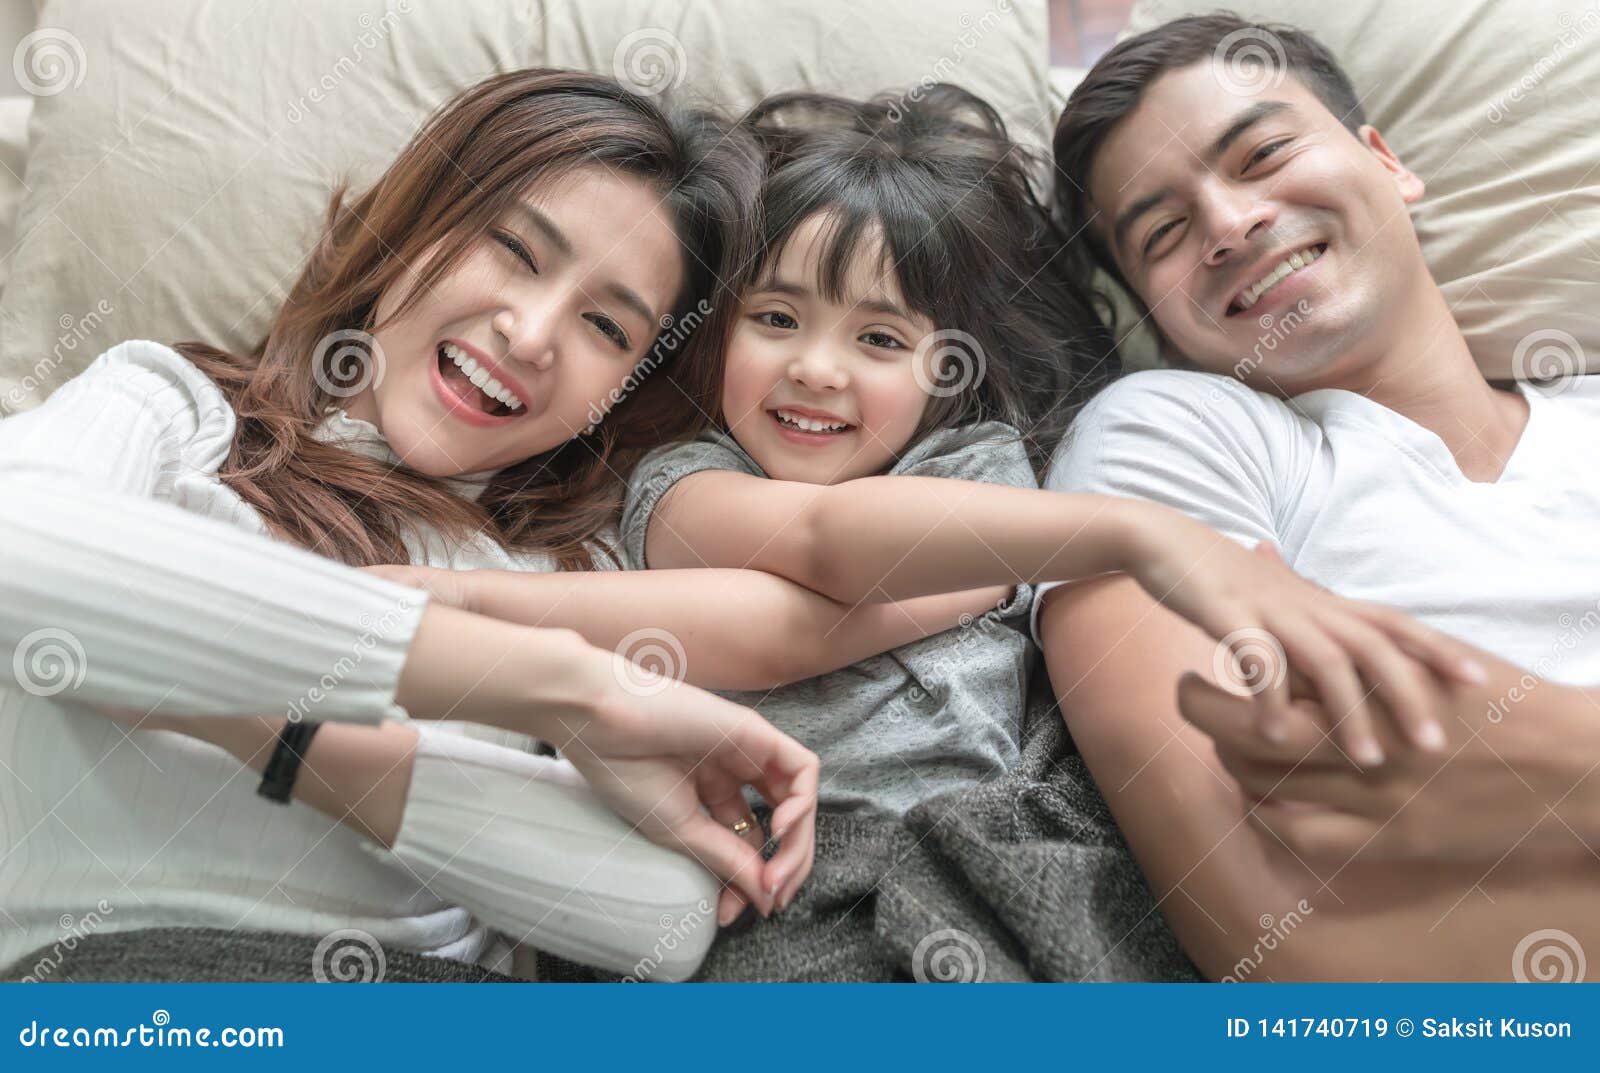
top-left (1246, 139), bottom-right (1291, 170)
top-left (861, 331), bottom-right (903, 350)
top-left (755, 311), bottom-right (797, 330)
top-left (586, 314), bottom-right (630, 350)
top-left (1143, 220), bottom-right (1180, 256)
top-left (493, 230), bottom-right (538, 272)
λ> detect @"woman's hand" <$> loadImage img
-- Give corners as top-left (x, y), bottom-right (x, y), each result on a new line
top-left (1121, 505), bottom-right (1487, 766)
top-left (549, 648), bottom-right (820, 925)
top-left (361, 564), bottom-right (478, 613)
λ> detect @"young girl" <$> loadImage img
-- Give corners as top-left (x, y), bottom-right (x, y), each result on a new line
top-left (395, 87), bottom-right (1486, 825)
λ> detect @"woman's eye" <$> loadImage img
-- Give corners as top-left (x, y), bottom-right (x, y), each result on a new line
top-left (493, 230), bottom-right (538, 273)
top-left (1143, 220), bottom-right (1180, 256)
top-left (861, 331), bottom-right (904, 350)
top-left (1246, 139), bottom-right (1290, 170)
top-left (755, 310), bottom-right (797, 330)
top-left (586, 313), bottom-right (630, 350)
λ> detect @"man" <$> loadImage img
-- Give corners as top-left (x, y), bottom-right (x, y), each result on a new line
top-left (1037, 14), bottom-right (1600, 980)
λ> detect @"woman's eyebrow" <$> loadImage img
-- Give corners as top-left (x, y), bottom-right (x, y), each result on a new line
top-left (512, 203), bottom-right (573, 257)
top-left (603, 280), bottom-right (656, 326)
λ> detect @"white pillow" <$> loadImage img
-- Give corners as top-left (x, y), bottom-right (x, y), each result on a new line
top-left (1116, 0), bottom-right (1600, 381)
top-left (0, 0), bottom-right (1052, 413)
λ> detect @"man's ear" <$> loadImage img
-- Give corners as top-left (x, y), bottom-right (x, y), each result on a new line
top-left (1358, 124), bottom-right (1424, 204)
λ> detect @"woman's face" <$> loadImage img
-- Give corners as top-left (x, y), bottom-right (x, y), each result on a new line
top-left (720, 213), bottom-right (937, 485)
top-left (348, 166), bottom-right (686, 477)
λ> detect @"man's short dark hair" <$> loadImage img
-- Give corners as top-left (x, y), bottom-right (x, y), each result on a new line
top-left (1053, 12), bottom-right (1366, 290)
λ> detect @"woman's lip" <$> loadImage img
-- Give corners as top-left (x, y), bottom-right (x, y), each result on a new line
top-left (429, 346), bottom-right (526, 428)
top-left (442, 338), bottom-right (532, 406)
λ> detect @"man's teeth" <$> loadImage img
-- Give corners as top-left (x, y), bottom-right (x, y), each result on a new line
top-left (441, 342), bottom-right (523, 411)
top-left (776, 409), bottom-right (850, 433)
top-left (1235, 244), bottom-right (1324, 311)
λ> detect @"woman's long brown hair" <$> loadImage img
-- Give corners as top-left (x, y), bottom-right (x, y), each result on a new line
top-left (177, 69), bottom-right (759, 569)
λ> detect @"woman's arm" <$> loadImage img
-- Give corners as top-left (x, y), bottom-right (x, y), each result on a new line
top-left (1037, 579), bottom-right (1600, 981)
top-left (373, 565), bottom-right (1012, 691)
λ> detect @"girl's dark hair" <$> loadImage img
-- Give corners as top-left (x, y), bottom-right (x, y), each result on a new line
top-left (738, 84), bottom-right (1115, 472)
top-left (177, 69), bottom-right (761, 569)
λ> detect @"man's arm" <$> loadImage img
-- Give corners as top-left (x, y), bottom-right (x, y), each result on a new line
top-left (1040, 578), bottom-right (1600, 981)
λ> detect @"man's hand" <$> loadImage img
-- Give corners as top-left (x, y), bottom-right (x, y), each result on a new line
top-left (1177, 647), bottom-right (1600, 862)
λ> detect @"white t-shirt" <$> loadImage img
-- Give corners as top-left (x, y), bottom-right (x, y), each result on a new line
top-left (1034, 368), bottom-right (1600, 686)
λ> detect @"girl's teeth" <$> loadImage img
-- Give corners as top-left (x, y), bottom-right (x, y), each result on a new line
top-left (777, 410), bottom-right (848, 433)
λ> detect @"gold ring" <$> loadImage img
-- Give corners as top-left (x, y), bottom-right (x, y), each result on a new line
top-left (731, 818), bottom-right (752, 835)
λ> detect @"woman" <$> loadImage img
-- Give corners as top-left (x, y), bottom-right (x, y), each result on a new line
top-left (0, 69), bottom-right (820, 983)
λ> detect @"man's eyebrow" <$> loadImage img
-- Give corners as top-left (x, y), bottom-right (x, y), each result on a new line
top-left (1113, 188), bottom-right (1173, 256)
top-left (511, 203), bottom-right (573, 257)
top-left (1208, 99), bottom-right (1293, 161)
top-left (1110, 100), bottom-right (1294, 256)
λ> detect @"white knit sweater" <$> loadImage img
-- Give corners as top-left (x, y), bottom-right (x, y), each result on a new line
top-left (0, 340), bottom-right (717, 981)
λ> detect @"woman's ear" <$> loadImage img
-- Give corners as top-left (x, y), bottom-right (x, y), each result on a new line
top-left (1359, 124), bottom-right (1425, 204)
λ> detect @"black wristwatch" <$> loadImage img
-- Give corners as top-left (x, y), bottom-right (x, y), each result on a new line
top-left (257, 719), bottom-right (323, 804)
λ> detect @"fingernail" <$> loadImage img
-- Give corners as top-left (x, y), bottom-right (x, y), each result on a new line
top-left (1461, 659), bottom-right (1489, 684)
top-left (1419, 721), bottom-right (1447, 750)
top-left (766, 869), bottom-right (785, 896)
top-left (1262, 718), bottom-right (1287, 744)
top-left (1355, 740), bottom-right (1385, 767)
top-left (722, 904), bottom-right (759, 934)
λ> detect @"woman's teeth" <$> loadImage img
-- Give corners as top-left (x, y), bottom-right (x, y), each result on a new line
top-left (441, 342), bottom-right (523, 412)
top-left (1233, 244), bottom-right (1325, 312)
top-left (775, 409), bottom-right (851, 433)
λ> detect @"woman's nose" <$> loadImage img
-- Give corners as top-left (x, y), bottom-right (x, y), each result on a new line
top-left (493, 307), bottom-right (556, 371)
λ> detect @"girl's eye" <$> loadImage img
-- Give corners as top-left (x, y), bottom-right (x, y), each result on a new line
top-left (1143, 219), bottom-right (1180, 257)
top-left (586, 313), bottom-right (630, 351)
top-left (494, 229), bottom-right (538, 273)
top-left (755, 310), bottom-right (797, 330)
top-left (861, 331), bottom-right (904, 350)
top-left (1245, 138), bottom-right (1290, 170)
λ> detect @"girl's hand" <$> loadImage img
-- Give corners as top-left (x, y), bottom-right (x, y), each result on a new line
top-left (1124, 508), bottom-right (1487, 766)
top-left (551, 649), bottom-right (821, 925)
top-left (361, 564), bottom-right (478, 613)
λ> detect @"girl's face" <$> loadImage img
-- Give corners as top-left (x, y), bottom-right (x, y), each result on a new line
top-left (347, 166), bottom-right (685, 477)
top-left (721, 214), bottom-right (938, 485)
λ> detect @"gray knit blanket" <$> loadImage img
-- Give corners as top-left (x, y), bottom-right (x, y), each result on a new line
top-left (5, 675), bottom-right (1198, 983)
top-left (542, 673), bottom-right (1200, 982)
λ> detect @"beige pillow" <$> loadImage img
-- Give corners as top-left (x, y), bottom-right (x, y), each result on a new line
top-left (0, 0), bottom-right (1052, 413)
top-left (1114, 0), bottom-right (1600, 381)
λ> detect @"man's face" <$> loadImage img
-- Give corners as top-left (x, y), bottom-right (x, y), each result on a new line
top-left (1087, 61), bottom-right (1427, 394)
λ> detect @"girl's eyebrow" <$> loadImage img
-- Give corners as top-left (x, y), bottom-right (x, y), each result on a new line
top-left (757, 276), bottom-right (914, 323)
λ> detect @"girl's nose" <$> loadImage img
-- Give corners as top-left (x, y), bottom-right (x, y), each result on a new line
top-left (787, 346), bottom-right (848, 392)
